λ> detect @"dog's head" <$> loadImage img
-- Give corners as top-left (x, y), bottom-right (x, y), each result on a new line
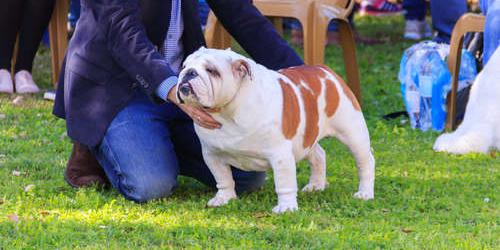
top-left (176, 47), bottom-right (253, 110)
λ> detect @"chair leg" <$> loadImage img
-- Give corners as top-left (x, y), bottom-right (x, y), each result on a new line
top-left (11, 36), bottom-right (19, 76)
top-left (445, 36), bottom-right (464, 132)
top-left (445, 13), bottom-right (485, 132)
top-left (214, 24), bottom-right (231, 49)
top-left (49, 21), bottom-right (60, 86)
top-left (49, 0), bottom-right (68, 87)
top-left (204, 12), bottom-right (231, 49)
top-left (311, 15), bottom-right (328, 65)
top-left (301, 17), bottom-right (314, 65)
top-left (204, 11), bottom-right (217, 47)
top-left (338, 20), bottom-right (362, 104)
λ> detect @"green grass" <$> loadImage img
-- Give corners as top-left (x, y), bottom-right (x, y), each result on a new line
top-left (1, 15), bottom-right (499, 249)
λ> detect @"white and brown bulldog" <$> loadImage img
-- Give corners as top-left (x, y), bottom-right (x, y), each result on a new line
top-left (176, 48), bottom-right (375, 213)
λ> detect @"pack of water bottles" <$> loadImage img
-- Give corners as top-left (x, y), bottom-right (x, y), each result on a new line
top-left (398, 41), bottom-right (477, 131)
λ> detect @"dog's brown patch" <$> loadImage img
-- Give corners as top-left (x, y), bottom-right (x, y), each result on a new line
top-left (279, 66), bottom-right (324, 96)
top-left (324, 79), bottom-right (340, 117)
top-left (279, 66), bottom-right (325, 148)
top-left (318, 65), bottom-right (361, 111)
top-left (299, 87), bottom-right (320, 148)
top-left (279, 79), bottom-right (300, 139)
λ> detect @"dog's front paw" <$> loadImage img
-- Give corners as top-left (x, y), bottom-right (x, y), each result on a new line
top-left (301, 181), bottom-right (327, 192)
top-left (353, 190), bottom-right (374, 200)
top-left (433, 133), bottom-right (456, 152)
top-left (272, 201), bottom-right (298, 214)
top-left (433, 132), bottom-right (488, 154)
top-left (207, 190), bottom-right (237, 207)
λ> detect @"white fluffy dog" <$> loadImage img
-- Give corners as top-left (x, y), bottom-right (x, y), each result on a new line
top-left (434, 47), bottom-right (500, 154)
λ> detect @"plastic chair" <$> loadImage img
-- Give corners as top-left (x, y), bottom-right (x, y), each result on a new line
top-left (205, 0), bottom-right (314, 63)
top-left (311, 0), bottom-right (361, 102)
top-left (204, 0), bottom-right (361, 103)
top-left (445, 13), bottom-right (485, 131)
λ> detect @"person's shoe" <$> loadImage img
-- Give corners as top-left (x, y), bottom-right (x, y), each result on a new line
top-left (0, 69), bottom-right (14, 94)
top-left (14, 70), bottom-right (40, 94)
top-left (64, 142), bottom-right (110, 188)
top-left (359, 0), bottom-right (404, 17)
top-left (404, 20), bottom-right (424, 40)
top-left (404, 19), bottom-right (433, 40)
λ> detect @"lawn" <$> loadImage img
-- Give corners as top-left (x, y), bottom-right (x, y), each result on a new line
top-left (0, 15), bottom-right (498, 249)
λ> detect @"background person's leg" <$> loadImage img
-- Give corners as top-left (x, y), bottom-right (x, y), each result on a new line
top-left (403, 0), bottom-right (426, 21)
top-left (14, 0), bottom-right (55, 73)
top-left (403, 0), bottom-right (431, 40)
top-left (168, 114), bottom-right (266, 194)
top-left (91, 93), bottom-right (182, 203)
top-left (0, 0), bottom-right (25, 71)
top-left (430, 0), bottom-right (467, 43)
top-left (482, 0), bottom-right (500, 65)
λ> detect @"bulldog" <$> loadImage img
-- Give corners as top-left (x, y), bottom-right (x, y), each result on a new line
top-left (434, 47), bottom-right (500, 154)
top-left (176, 47), bottom-right (375, 213)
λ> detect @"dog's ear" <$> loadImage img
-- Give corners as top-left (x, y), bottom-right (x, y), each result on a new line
top-left (232, 59), bottom-right (252, 81)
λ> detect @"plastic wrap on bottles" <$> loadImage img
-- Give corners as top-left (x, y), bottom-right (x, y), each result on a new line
top-left (399, 41), bottom-right (477, 131)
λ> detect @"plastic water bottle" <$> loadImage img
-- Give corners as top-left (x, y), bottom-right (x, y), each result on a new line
top-left (405, 82), bottom-right (421, 129)
top-left (418, 58), bottom-right (433, 131)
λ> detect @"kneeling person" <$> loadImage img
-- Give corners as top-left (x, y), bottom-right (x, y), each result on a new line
top-left (54, 0), bottom-right (303, 202)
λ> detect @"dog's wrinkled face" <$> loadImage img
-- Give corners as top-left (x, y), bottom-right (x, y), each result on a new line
top-left (177, 47), bottom-right (252, 109)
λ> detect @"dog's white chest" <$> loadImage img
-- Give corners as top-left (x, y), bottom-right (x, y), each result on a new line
top-left (196, 122), bottom-right (280, 171)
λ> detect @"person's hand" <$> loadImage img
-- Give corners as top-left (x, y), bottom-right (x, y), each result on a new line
top-left (167, 86), bottom-right (221, 129)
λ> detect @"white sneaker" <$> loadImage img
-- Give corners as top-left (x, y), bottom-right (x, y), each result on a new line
top-left (404, 20), bottom-right (432, 40)
top-left (14, 70), bottom-right (40, 94)
top-left (0, 69), bottom-right (14, 93)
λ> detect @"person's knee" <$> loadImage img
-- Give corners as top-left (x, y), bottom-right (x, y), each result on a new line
top-left (120, 176), bottom-right (178, 203)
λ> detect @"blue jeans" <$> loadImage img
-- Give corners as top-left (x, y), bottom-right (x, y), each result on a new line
top-left (91, 90), bottom-right (266, 203)
top-left (481, 0), bottom-right (500, 65)
top-left (430, 0), bottom-right (467, 43)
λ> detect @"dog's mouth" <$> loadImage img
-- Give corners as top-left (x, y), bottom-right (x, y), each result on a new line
top-left (177, 81), bottom-right (220, 112)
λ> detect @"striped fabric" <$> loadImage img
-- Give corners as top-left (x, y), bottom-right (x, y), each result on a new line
top-left (156, 0), bottom-right (184, 101)
top-left (162, 0), bottom-right (184, 74)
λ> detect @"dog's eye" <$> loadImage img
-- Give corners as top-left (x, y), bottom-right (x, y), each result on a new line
top-left (206, 67), bottom-right (219, 77)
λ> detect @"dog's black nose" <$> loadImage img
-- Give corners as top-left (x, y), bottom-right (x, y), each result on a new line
top-left (179, 83), bottom-right (192, 96)
top-left (181, 69), bottom-right (198, 83)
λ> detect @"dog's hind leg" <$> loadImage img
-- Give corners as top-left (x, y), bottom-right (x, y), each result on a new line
top-left (302, 143), bottom-right (328, 192)
top-left (331, 111), bottom-right (375, 200)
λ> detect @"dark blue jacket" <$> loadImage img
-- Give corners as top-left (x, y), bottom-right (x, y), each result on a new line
top-left (53, 0), bottom-right (303, 147)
